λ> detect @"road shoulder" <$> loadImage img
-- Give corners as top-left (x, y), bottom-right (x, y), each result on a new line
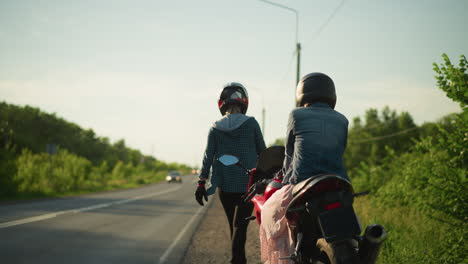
top-left (182, 193), bottom-right (261, 264)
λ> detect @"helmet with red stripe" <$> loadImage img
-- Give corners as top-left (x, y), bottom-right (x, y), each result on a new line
top-left (218, 82), bottom-right (249, 115)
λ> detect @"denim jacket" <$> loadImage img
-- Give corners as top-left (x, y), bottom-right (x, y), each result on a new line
top-left (282, 103), bottom-right (349, 184)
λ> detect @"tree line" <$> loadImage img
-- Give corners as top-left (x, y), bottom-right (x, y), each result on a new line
top-left (0, 103), bottom-right (191, 198)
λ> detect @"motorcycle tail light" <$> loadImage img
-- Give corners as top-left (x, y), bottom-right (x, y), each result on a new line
top-left (325, 201), bottom-right (342, 211)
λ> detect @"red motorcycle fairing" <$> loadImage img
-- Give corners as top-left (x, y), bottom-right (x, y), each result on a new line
top-left (264, 179), bottom-right (283, 200)
top-left (251, 178), bottom-right (283, 225)
top-left (251, 195), bottom-right (265, 225)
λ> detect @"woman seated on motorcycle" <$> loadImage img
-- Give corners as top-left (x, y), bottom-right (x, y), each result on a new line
top-left (195, 82), bottom-right (266, 264)
top-left (260, 72), bottom-right (350, 264)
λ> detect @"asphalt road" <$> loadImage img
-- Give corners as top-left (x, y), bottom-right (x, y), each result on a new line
top-left (0, 175), bottom-right (209, 264)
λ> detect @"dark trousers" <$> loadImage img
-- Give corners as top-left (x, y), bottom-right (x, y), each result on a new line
top-left (218, 190), bottom-right (254, 264)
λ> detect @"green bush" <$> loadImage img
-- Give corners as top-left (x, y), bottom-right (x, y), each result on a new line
top-left (0, 147), bottom-right (19, 197)
top-left (13, 149), bottom-right (92, 195)
top-left (8, 148), bottom-right (192, 198)
top-left (352, 54), bottom-right (467, 263)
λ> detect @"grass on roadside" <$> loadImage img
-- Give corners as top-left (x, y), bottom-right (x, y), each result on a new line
top-left (354, 197), bottom-right (464, 264)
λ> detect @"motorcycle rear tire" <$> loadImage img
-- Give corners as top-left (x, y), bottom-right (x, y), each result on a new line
top-left (316, 238), bottom-right (359, 264)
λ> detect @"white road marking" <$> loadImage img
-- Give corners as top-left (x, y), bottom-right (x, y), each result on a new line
top-left (0, 186), bottom-right (182, 229)
top-left (158, 199), bottom-right (211, 264)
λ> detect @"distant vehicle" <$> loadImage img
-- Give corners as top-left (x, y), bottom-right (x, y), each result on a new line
top-left (166, 171), bottom-right (182, 183)
top-left (191, 169), bottom-right (200, 174)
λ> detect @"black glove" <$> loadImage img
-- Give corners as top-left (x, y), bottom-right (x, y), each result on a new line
top-left (195, 180), bottom-right (208, 206)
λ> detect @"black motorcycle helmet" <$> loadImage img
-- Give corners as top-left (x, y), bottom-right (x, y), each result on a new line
top-left (218, 82), bottom-right (249, 115)
top-left (296, 72), bottom-right (336, 109)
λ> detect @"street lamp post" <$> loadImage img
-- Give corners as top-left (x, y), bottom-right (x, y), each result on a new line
top-left (296, 42), bottom-right (301, 87)
top-left (258, 0), bottom-right (301, 102)
top-left (249, 86), bottom-right (267, 136)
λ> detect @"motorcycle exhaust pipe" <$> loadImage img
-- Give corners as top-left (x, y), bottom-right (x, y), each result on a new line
top-left (359, 224), bottom-right (387, 264)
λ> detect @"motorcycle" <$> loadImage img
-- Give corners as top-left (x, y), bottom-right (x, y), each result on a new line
top-left (218, 146), bottom-right (386, 264)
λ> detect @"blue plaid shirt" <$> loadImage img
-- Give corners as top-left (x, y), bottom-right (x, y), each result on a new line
top-left (200, 115), bottom-right (266, 195)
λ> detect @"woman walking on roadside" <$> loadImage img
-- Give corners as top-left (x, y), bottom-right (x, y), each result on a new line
top-left (195, 82), bottom-right (266, 264)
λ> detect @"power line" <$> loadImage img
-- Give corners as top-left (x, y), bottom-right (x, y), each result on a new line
top-left (258, 0), bottom-right (297, 14)
top-left (349, 127), bottom-right (419, 144)
top-left (350, 122), bottom-right (401, 132)
top-left (258, 0), bottom-right (299, 43)
top-left (303, 0), bottom-right (346, 47)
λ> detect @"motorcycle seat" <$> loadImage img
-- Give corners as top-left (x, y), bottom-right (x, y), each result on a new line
top-left (291, 174), bottom-right (347, 198)
top-left (286, 174), bottom-right (353, 219)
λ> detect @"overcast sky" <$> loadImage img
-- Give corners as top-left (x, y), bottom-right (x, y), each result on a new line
top-left (0, 0), bottom-right (466, 166)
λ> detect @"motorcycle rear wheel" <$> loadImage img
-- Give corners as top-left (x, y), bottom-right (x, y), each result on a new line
top-left (315, 238), bottom-right (360, 264)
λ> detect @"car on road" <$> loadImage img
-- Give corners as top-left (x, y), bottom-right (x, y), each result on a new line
top-left (166, 171), bottom-right (182, 183)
